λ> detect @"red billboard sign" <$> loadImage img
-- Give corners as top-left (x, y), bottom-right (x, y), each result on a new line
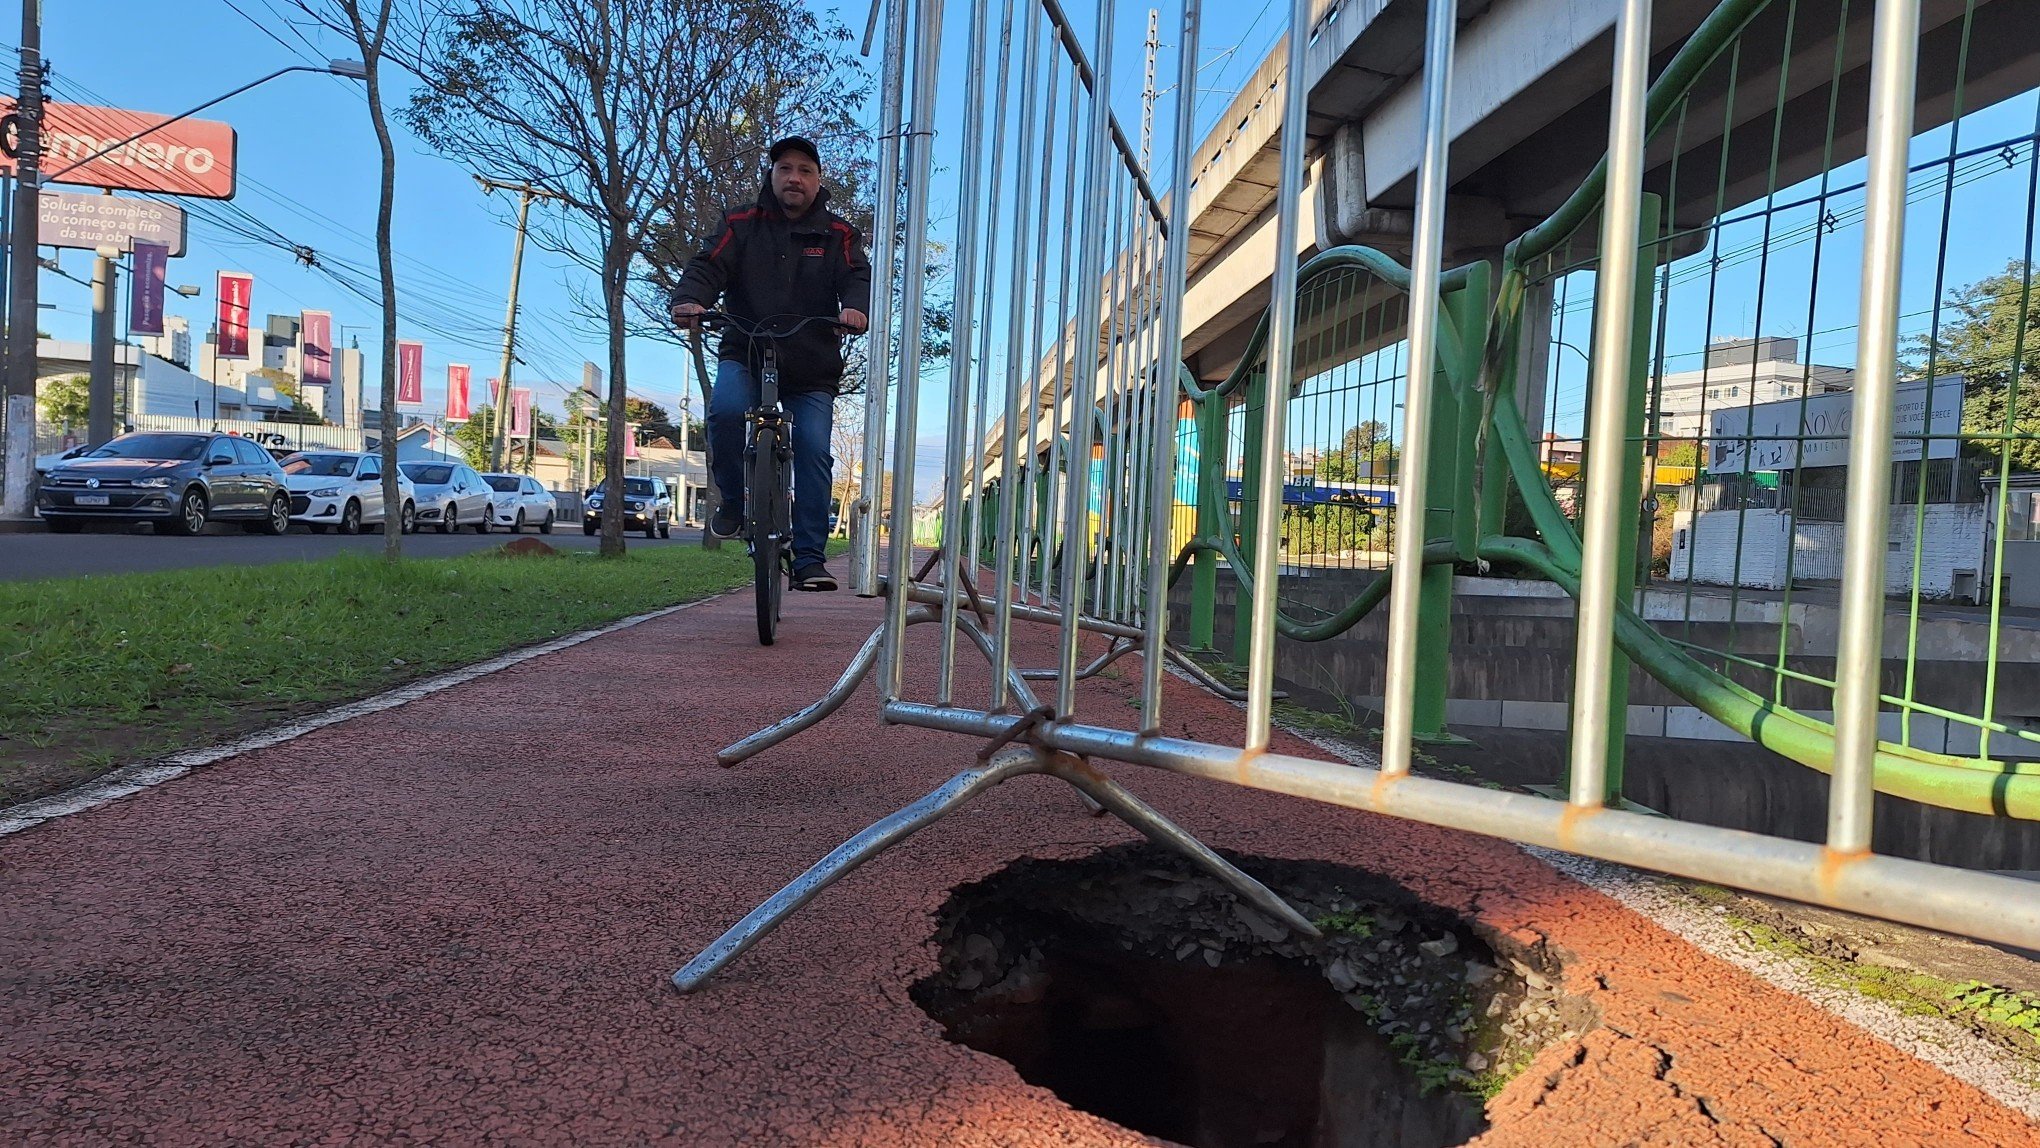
top-left (4, 99), bottom-right (238, 199)
top-left (299, 310), bottom-right (332, 387)
top-left (446, 365), bottom-right (471, 421)
top-left (397, 340), bottom-right (424, 405)
top-left (216, 272), bottom-right (253, 358)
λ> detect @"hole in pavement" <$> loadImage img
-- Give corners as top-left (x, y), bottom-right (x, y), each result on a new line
top-left (913, 844), bottom-right (1592, 1148)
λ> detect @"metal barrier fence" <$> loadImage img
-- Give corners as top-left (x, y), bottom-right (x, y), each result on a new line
top-left (674, 0), bottom-right (2040, 992)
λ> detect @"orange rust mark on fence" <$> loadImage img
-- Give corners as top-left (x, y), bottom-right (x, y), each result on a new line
top-left (1816, 846), bottom-right (1872, 901)
top-left (1557, 802), bottom-right (1606, 854)
top-left (1368, 769), bottom-right (1406, 809)
top-left (1232, 746), bottom-right (1267, 786)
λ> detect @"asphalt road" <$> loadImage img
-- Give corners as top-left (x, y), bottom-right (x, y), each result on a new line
top-left (1, 521), bottom-right (708, 582)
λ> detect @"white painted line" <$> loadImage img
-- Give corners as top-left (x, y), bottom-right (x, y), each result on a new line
top-left (0, 593), bottom-right (728, 839)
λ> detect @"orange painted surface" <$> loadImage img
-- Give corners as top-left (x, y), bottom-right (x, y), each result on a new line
top-left (2, 592), bottom-right (2032, 1145)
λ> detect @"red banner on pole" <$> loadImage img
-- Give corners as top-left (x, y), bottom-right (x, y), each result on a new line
top-left (130, 241), bottom-right (168, 335)
top-left (216, 271), bottom-right (252, 358)
top-left (397, 340), bottom-right (424, 405)
top-left (624, 422), bottom-right (640, 459)
top-left (446, 365), bottom-right (471, 421)
top-left (510, 388), bottom-right (533, 439)
top-left (299, 310), bottom-right (332, 387)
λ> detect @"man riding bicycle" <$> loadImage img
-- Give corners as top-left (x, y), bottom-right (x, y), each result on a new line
top-left (670, 136), bottom-right (871, 592)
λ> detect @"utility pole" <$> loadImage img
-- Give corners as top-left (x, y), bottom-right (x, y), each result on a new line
top-left (1141, 9), bottom-right (1161, 171)
top-left (475, 176), bottom-right (557, 473)
top-left (88, 243), bottom-right (117, 444)
top-left (1, 2), bottom-right (44, 525)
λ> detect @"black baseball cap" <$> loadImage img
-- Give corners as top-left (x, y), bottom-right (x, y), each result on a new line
top-left (768, 136), bottom-right (821, 167)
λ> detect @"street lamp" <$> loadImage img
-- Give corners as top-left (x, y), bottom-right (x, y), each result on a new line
top-left (43, 61), bottom-right (369, 183)
top-left (171, 284), bottom-right (201, 298)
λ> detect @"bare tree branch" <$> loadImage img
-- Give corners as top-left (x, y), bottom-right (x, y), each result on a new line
top-left (402, 0), bottom-right (869, 556)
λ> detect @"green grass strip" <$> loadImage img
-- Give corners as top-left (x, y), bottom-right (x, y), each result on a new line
top-left (0, 544), bottom-right (753, 804)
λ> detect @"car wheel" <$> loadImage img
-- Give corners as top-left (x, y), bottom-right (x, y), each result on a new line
top-left (339, 499), bottom-right (363, 535)
top-left (658, 517), bottom-right (671, 540)
top-left (400, 502), bottom-right (417, 534)
top-left (583, 522), bottom-right (597, 535)
top-left (539, 512), bottom-right (554, 535)
top-left (168, 488), bottom-right (209, 536)
top-left (439, 505), bottom-right (457, 534)
top-left (47, 517), bottom-right (83, 534)
top-left (262, 494), bottom-right (291, 536)
top-left (474, 509), bottom-right (491, 534)
top-left (512, 510), bottom-right (524, 534)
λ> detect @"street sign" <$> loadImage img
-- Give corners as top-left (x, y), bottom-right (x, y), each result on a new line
top-left (37, 190), bottom-right (186, 255)
top-left (1, 99), bottom-right (238, 199)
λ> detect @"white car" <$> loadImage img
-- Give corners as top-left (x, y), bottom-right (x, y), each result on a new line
top-left (281, 450), bottom-right (416, 534)
top-left (400, 460), bottom-right (496, 534)
top-left (482, 473), bottom-right (559, 534)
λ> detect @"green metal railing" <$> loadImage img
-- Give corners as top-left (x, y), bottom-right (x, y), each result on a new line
top-left (1154, 0), bottom-right (2040, 820)
top-left (954, 0), bottom-right (2039, 819)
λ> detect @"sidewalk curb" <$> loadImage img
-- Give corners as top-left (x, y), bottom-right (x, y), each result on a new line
top-left (0, 591), bottom-right (729, 840)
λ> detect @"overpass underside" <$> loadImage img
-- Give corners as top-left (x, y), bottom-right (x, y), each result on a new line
top-left (1182, 0), bottom-right (2037, 386)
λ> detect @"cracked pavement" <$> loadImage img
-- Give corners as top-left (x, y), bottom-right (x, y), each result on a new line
top-left (3, 588), bottom-right (2035, 1145)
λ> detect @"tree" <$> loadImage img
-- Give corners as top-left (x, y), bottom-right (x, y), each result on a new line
top-left (1316, 420), bottom-right (1399, 482)
top-left (626, 71), bottom-right (954, 396)
top-left (253, 367), bottom-right (326, 425)
top-left (1903, 259), bottom-right (2040, 472)
top-left (38, 375), bottom-right (89, 432)
top-left (286, 0), bottom-right (407, 560)
top-left (451, 407), bottom-right (496, 468)
top-left (405, 0), bottom-right (865, 557)
top-left (1658, 440), bottom-right (1699, 470)
top-left (623, 396), bottom-right (678, 443)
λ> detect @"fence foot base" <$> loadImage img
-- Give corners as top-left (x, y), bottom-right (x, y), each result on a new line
top-left (717, 620), bottom-right (893, 766)
top-left (671, 746), bottom-right (1317, 993)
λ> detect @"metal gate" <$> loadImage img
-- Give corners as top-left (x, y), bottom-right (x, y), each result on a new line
top-left (676, 0), bottom-right (2040, 991)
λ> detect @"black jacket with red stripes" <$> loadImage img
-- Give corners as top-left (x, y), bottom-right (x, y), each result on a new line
top-left (671, 180), bottom-right (873, 394)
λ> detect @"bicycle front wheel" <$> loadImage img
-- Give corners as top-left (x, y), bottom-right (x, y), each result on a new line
top-left (750, 427), bottom-right (787, 645)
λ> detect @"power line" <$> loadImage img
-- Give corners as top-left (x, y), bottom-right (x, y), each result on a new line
top-left (33, 72), bottom-right (680, 413)
top-left (214, 0), bottom-right (321, 67)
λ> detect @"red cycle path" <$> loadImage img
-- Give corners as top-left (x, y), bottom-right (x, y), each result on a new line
top-left (3, 589), bottom-right (2034, 1146)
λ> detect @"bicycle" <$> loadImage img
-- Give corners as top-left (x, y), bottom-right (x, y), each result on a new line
top-left (689, 310), bottom-right (854, 646)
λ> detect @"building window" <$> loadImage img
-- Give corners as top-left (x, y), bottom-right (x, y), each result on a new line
top-left (2010, 491), bottom-right (2039, 542)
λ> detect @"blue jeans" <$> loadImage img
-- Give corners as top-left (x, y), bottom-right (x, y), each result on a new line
top-left (709, 358), bottom-right (835, 568)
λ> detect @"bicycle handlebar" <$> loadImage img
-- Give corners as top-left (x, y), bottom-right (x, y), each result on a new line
top-left (686, 310), bottom-right (859, 339)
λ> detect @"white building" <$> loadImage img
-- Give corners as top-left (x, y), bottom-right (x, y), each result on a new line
top-left (1654, 336), bottom-right (1854, 440)
top-left (134, 315), bottom-right (192, 369)
top-left (196, 312), bottom-right (365, 430)
top-left (35, 337), bottom-right (296, 424)
top-left (1666, 376), bottom-right (2016, 603)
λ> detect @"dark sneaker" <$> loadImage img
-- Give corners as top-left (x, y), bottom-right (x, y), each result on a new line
top-left (709, 502), bottom-right (744, 538)
top-left (792, 563), bottom-right (838, 592)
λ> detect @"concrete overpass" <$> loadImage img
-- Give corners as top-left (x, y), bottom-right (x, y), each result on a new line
top-left (969, 0), bottom-right (2035, 489)
top-left (1178, 0), bottom-right (2034, 382)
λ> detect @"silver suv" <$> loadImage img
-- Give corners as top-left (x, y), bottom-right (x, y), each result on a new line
top-left (583, 476), bottom-right (672, 538)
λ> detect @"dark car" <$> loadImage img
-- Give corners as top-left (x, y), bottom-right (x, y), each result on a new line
top-left (36, 432), bottom-right (293, 536)
top-left (583, 475), bottom-right (673, 538)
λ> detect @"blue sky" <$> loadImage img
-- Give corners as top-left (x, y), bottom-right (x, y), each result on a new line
top-left (38, 0), bottom-right (1280, 461)
top-left (62, 2), bottom-right (2026, 501)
